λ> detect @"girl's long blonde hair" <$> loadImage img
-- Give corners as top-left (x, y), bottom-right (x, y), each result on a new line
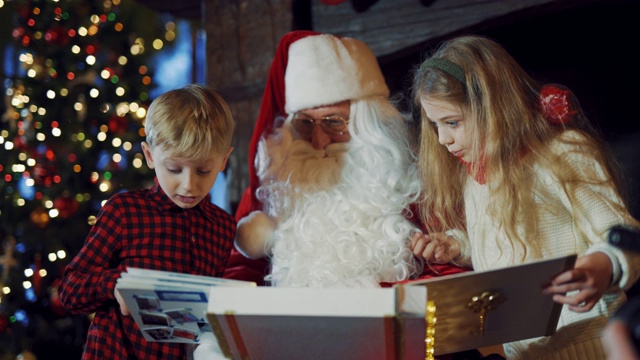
top-left (412, 35), bottom-right (626, 255)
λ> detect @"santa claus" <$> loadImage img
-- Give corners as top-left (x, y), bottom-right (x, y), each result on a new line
top-left (223, 31), bottom-right (468, 288)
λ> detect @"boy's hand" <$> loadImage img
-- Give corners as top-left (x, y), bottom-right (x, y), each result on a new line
top-left (410, 232), bottom-right (461, 264)
top-left (543, 252), bottom-right (612, 312)
top-left (114, 288), bottom-right (130, 316)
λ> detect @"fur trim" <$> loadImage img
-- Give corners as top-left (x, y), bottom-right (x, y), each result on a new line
top-left (284, 34), bottom-right (389, 114)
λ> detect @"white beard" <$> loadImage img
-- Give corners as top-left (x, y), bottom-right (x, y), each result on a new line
top-left (256, 125), bottom-right (346, 219)
top-left (255, 103), bottom-right (419, 288)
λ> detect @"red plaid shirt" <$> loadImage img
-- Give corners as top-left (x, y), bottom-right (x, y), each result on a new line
top-left (58, 179), bottom-right (236, 360)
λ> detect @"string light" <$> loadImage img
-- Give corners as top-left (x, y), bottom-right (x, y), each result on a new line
top-left (132, 157), bottom-right (143, 168)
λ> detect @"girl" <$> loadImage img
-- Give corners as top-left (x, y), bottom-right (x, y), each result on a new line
top-left (410, 35), bottom-right (640, 359)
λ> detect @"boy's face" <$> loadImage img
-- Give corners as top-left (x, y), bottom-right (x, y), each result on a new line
top-left (142, 143), bottom-right (232, 209)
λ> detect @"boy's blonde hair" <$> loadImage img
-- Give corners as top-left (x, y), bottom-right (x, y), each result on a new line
top-left (412, 35), bottom-right (626, 256)
top-left (144, 84), bottom-right (234, 160)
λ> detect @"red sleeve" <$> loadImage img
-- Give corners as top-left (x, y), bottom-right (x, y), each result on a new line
top-left (58, 197), bottom-right (122, 313)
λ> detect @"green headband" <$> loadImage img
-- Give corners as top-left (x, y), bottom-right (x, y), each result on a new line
top-left (420, 58), bottom-right (466, 84)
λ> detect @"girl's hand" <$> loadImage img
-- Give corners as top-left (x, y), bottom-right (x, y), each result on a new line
top-left (543, 252), bottom-right (612, 312)
top-left (115, 288), bottom-right (130, 316)
top-left (410, 232), bottom-right (461, 264)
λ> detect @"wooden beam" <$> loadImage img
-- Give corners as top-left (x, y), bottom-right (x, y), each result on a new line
top-left (311, 0), bottom-right (599, 61)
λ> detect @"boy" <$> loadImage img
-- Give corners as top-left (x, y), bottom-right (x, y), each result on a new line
top-left (58, 84), bottom-right (235, 359)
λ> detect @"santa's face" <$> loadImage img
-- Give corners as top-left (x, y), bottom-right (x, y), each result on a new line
top-left (292, 101), bottom-right (351, 150)
top-left (255, 105), bottom-right (351, 219)
top-left (258, 101), bottom-right (354, 189)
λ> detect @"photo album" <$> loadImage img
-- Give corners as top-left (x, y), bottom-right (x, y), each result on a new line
top-left (115, 267), bottom-right (256, 344)
top-left (204, 254), bottom-right (576, 359)
top-left (117, 254), bottom-right (576, 357)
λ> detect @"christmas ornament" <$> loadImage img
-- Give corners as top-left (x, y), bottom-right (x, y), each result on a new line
top-left (540, 84), bottom-right (576, 125)
top-left (49, 278), bottom-right (67, 317)
top-left (0, 312), bottom-right (10, 334)
top-left (54, 194), bottom-right (79, 219)
top-left (108, 115), bottom-right (128, 134)
top-left (1, 236), bottom-right (18, 288)
top-left (30, 207), bottom-right (50, 228)
top-left (32, 253), bottom-right (43, 297)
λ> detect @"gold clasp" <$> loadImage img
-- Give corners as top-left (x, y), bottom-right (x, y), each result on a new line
top-left (465, 291), bottom-right (506, 336)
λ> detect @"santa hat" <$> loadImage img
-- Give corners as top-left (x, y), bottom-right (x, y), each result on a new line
top-left (284, 34), bottom-right (389, 114)
top-left (235, 31), bottom-right (389, 219)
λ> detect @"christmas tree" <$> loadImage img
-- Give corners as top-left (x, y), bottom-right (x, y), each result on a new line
top-left (0, 0), bottom-right (178, 357)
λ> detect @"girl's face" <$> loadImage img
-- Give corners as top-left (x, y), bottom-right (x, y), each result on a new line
top-left (421, 98), bottom-right (472, 162)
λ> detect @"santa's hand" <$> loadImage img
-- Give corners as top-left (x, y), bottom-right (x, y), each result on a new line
top-left (236, 210), bottom-right (277, 259)
top-left (410, 232), bottom-right (461, 264)
top-left (114, 288), bottom-right (130, 316)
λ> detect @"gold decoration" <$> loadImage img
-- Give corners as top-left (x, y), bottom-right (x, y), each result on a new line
top-left (0, 236), bottom-right (18, 303)
top-left (465, 291), bottom-right (506, 336)
top-left (425, 300), bottom-right (436, 360)
top-left (30, 206), bottom-right (50, 228)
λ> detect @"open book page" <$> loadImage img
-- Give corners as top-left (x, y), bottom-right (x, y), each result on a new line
top-left (115, 268), bottom-right (256, 344)
top-left (122, 267), bottom-right (255, 287)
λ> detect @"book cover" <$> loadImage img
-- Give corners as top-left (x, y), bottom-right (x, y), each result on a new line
top-left (408, 254), bottom-right (577, 355)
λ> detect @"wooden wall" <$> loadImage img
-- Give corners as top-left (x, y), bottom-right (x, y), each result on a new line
top-left (204, 0), bottom-right (293, 210)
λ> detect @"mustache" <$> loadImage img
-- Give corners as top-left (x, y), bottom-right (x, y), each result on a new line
top-left (288, 139), bottom-right (349, 160)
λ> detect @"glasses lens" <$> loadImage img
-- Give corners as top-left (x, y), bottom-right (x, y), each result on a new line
top-left (321, 116), bottom-right (347, 135)
top-left (292, 116), bottom-right (315, 136)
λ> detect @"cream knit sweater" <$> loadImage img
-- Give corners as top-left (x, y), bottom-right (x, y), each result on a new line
top-left (458, 131), bottom-right (640, 359)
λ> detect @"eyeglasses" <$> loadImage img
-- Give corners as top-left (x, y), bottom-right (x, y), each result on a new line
top-left (292, 114), bottom-right (350, 139)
